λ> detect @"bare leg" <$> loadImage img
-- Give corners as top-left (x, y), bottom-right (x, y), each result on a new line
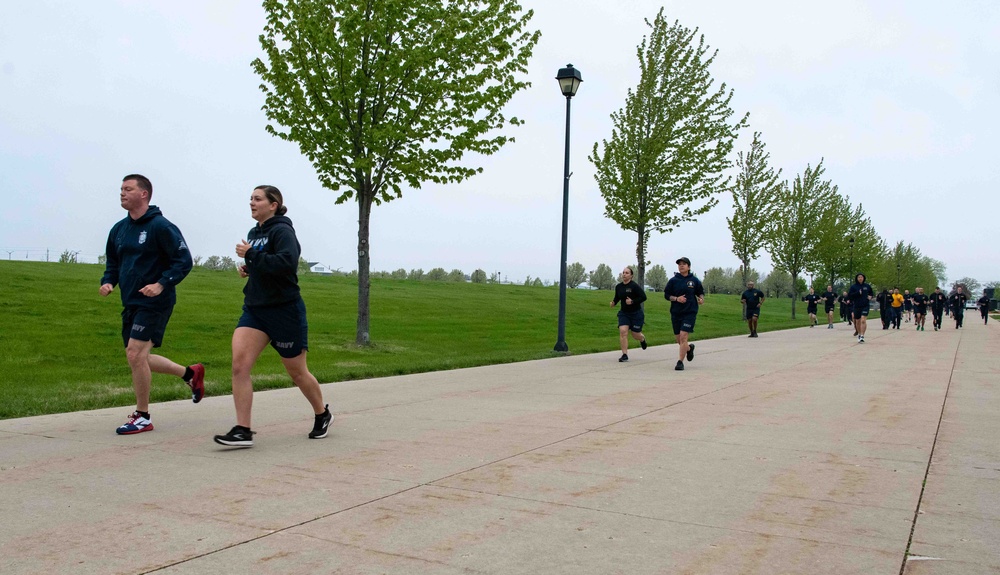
top-left (677, 332), bottom-right (690, 362)
top-left (231, 327), bottom-right (271, 429)
top-left (281, 351), bottom-right (325, 414)
top-left (618, 325), bottom-right (630, 354)
top-left (125, 339), bottom-right (155, 412)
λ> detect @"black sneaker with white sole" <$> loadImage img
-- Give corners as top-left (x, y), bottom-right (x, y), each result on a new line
top-left (686, 344), bottom-right (695, 362)
top-left (309, 404), bottom-right (333, 439)
top-left (214, 425), bottom-right (255, 447)
top-left (619, 354), bottom-right (629, 362)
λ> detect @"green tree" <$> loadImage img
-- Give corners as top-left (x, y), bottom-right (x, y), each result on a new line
top-left (58, 250), bottom-right (79, 264)
top-left (588, 9), bottom-right (746, 289)
top-left (728, 131), bottom-right (782, 285)
top-left (425, 267), bottom-right (448, 281)
top-left (531, 277), bottom-right (543, 288)
top-left (447, 269), bottom-right (465, 282)
top-left (390, 268), bottom-right (407, 280)
top-left (254, 0), bottom-right (539, 344)
top-left (644, 264), bottom-right (668, 291)
top-left (470, 269), bottom-right (488, 284)
top-left (408, 268), bottom-right (424, 281)
top-left (297, 256), bottom-right (311, 273)
top-left (766, 160), bottom-right (836, 318)
top-left (760, 269), bottom-right (792, 299)
top-left (703, 267), bottom-right (728, 294)
top-left (566, 262), bottom-right (586, 289)
top-left (952, 277), bottom-right (980, 295)
top-left (202, 255), bottom-right (223, 270)
top-left (589, 264), bottom-right (615, 290)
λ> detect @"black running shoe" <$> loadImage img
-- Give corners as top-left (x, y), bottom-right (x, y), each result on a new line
top-left (309, 405), bottom-right (333, 439)
top-left (686, 344), bottom-right (695, 362)
top-left (619, 354), bottom-right (629, 362)
top-left (675, 361), bottom-right (684, 371)
top-left (214, 426), bottom-right (254, 447)
top-left (640, 339), bottom-right (647, 350)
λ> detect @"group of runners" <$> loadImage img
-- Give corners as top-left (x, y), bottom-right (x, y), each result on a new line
top-left (101, 174), bottom-right (331, 448)
top-left (612, 268), bottom-right (993, 357)
top-left (610, 257), bottom-right (704, 371)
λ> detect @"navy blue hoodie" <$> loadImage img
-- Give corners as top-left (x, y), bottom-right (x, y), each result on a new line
top-left (243, 215), bottom-right (301, 307)
top-left (665, 272), bottom-right (705, 315)
top-left (101, 206), bottom-right (192, 309)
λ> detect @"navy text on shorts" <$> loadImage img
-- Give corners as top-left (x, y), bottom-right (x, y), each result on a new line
top-left (237, 299), bottom-right (310, 358)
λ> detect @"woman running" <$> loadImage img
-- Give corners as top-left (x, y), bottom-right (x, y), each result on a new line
top-left (214, 185), bottom-right (332, 447)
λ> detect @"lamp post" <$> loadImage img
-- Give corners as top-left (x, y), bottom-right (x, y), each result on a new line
top-left (848, 237), bottom-right (855, 280)
top-left (554, 63), bottom-right (582, 353)
top-left (896, 263), bottom-right (901, 286)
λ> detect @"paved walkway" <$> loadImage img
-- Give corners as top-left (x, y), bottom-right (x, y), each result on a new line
top-left (1, 316), bottom-right (998, 574)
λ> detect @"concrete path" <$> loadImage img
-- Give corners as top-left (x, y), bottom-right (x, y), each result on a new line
top-left (1, 315), bottom-right (997, 574)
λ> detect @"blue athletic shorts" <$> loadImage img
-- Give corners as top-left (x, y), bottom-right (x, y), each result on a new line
top-left (854, 304), bottom-right (870, 317)
top-left (617, 310), bottom-right (644, 332)
top-left (122, 306), bottom-right (172, 348)
top-left (747, 306), bottom-right (761, 318)
top-left (671, 313), bottom-right (697, 335)
top-left (237, 299), bottom-right (309, 358)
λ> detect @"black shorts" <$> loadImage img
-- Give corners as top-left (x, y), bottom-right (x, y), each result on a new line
top-left (915, 306), bottom-right (927, 316)
top-left (747, 306), bottom-right (761, 318)
top-left (121, 306), bottom-right (173, 348)
top-left (904, 301), bottom-right (912, 311)
top-left (237, 299), bottom-right (309, 358)
top-left (853, 305), bottom-right (870, 317)
top-left (806, 306), bottom-right (818, 315)
top-left (671, 313), bottom-right (697, 335)
top-left (617, 310), bottom-right (644, 332)
top-left (825, 305), bottom-right (835, 313)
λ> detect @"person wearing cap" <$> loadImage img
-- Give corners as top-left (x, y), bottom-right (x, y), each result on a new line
top-left (740, 280), bottom-right (765, 338)
top-left (664, 257), bottom-right (705, 371)
top-left (610, 266), bottom-right (648, 362)
top-left (847, 272), bottom-right (874, 343)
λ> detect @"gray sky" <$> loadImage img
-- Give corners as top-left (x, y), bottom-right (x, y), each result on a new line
top-left (2, 1), bottom-right (997, 286)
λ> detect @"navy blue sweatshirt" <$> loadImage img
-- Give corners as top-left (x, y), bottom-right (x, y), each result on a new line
top-left (243, 215), bottom-right (301, 308)
top-left (664, 272), bottom-right (705, 315)
top-left (101, 206), bottom-right (192, 309)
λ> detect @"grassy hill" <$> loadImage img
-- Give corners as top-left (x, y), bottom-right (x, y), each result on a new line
top-left (0, 260), bottom-right (819, 419)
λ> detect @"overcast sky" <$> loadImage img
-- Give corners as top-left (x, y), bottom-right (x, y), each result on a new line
top-left (2, 1), bottom-right (997, 286)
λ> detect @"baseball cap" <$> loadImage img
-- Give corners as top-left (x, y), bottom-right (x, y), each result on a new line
top-left (676, 257), bottom-right (691, 265)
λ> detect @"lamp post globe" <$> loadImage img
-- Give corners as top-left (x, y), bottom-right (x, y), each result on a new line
top-left (554, 64), bottom-right (582, 353)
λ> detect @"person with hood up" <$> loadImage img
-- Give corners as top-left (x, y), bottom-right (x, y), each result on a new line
top-left (848, 273), bottom-right (874, 343)
top-left (100, 174), bottom-right (205, 435)
top-left (214, 185), bottom-right (332, 448)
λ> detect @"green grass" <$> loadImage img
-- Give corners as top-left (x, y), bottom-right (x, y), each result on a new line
top-left (1, 260), bottom-right (828, 419)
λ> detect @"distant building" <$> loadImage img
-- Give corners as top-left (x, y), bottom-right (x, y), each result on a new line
top-left (308, 262), bottom-right (334, 275)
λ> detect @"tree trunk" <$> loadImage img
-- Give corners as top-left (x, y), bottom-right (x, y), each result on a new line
top-left (635, 224), bottom-right (646, 290)
top-left (356, 197), bottom-right (372, 345)
top-left (790, 272), bottom-right (798, 319)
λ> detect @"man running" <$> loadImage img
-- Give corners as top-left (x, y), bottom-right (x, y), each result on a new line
top-left (890, 288), bottom-right (904, 329)
top-left (822, 285), bottom-right (837, 329)
top-left (876, 288), bottom-right (891, 330)
top-left (928, 287), bottom-right (947, 331)
top-left (848, 273), bottom-right (874, 343)
top-left (610, 266), bottom-right (648, 362)
top-left (100, 174), bottom-right (205, 435)
top-left (977, 289), bottom-right (991, 325)
top-left (839, 290), bottom-right (851, 325)
top-left (664, 257), bottom-right (704, 371)
top-left (903, 289), bottom-right (913, 323)
top-left (911, 287), bottom-right (928, 331)
top-left (802, 287), bottom-right (820, 327)
top-left (949, 286), bottom-right (968, 329)
top-left (740, 280), bottom-right (765, 338)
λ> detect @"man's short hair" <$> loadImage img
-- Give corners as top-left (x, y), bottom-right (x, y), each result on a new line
top-left (123, 174), bottom-right (153, 199)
